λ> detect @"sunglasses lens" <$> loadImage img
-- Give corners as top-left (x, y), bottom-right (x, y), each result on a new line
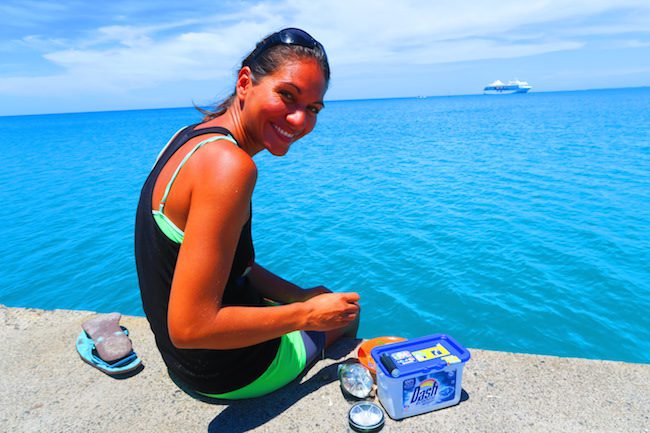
top-left (250, 28), bottom-right (322, 63)
top-left (279, 28), bottom-right (318, 48)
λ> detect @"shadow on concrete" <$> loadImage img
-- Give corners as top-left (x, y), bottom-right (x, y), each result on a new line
top-left (205, 362), bottom-right (340, 432)
top-left (106, 363), bottom-right (145, 379)
top-left (82, 360), bottom-right (145, 379)
top-left (170, 338), bottom-right (360, 433)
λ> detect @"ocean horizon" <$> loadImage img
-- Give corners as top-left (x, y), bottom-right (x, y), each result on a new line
top-left (2, 85), bottom-right (648, 118)
top-left (1, 86), bottom-right (648, 364)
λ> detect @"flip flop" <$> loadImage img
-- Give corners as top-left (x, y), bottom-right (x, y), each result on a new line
top-left (76, 329), bottom-right (142, 375)
top-left (76, 314), bottom-right (142, 375)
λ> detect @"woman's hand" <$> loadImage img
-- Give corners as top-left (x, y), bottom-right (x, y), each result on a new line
top-left (302, 292), bottom-right (360, 331)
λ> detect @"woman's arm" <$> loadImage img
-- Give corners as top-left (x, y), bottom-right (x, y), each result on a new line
top-left (166, 145), bottom-right (359, 350)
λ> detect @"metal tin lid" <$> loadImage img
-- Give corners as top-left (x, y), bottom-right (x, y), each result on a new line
top-left (348, 402), bottom-right (385, 432)
top-left (370, 334), bottom-right (471, 378)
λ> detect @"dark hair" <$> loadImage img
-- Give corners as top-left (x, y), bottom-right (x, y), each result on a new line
top-left (196, 29), bottom-right (330, 121)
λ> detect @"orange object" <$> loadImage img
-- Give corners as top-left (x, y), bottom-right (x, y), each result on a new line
top-left (357, 336), bottom-right (406, 374)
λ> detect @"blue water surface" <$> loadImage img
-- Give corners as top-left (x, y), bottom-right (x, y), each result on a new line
top-left (1, 88), bottom-right (648, 363)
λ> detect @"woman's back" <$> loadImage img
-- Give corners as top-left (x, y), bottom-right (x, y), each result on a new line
top-left (135, 123), bottom-right (280, 394)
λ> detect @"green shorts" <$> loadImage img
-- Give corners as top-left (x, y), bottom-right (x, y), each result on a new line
top-left (197, 330), bottom-right (325, 400)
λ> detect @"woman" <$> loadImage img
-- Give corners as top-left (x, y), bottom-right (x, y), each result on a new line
top-left (135, 28), bottom-right (360, 400)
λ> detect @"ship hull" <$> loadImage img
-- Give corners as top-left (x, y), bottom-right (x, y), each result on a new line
top-left (484, 86), bottom-right (531, 94)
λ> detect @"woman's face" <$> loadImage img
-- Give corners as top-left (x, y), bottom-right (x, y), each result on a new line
top-left (241, 58), bottom-right (327, 156)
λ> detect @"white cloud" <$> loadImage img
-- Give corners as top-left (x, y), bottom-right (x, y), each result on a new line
top-left (291, 0), bottom-right (650, 64)
top-left (0, 1), bottom-right (68, 27)
top-left (623, 40), bottom-right (650, 48)
top-left (412, 39), bottom-right (585, 65)
top-left (1, 0), bottom-right (649, 110)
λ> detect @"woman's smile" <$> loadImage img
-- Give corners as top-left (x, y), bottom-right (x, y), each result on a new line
top-left (271, 123), bottom-right (298, 141)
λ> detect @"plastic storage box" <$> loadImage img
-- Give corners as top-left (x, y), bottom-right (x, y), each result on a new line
top-left (370, 334), bottom-right (470, 420)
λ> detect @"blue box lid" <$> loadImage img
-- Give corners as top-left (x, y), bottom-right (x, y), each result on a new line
top-left (370, 334), bottom-right (470, 378)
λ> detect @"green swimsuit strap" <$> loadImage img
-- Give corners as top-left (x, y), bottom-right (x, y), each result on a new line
top-left (153, 134), bottom-right (239, 242)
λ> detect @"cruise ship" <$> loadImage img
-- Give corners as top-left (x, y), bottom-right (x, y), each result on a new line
top-left (484, 79), bottom-right (532, 94)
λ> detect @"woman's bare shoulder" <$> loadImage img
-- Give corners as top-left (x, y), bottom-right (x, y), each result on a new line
top-left (184, 136), bottom-right (257, 198)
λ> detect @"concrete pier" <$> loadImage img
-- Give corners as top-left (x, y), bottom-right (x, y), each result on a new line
top-left (1, 305), bottom-right (648, 432)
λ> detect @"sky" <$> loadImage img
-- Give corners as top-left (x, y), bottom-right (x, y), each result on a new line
top-left (1, 0), bottom-right (649, 116)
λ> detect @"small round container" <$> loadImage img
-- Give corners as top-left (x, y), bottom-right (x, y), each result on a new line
top-left (348, 401), bottom-right (385, 432)
top-left (339, 362), bottom-right (374, 399)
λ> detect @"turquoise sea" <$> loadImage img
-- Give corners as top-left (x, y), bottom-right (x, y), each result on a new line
top-left (1, 87), bottom-right (649, 363)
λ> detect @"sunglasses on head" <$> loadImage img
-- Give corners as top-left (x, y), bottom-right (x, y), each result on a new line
top-left (249, 28), bottom-right (325, 61)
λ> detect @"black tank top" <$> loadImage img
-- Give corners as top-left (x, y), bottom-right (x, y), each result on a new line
top-left (135, 124), bottom-right (280, 394)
